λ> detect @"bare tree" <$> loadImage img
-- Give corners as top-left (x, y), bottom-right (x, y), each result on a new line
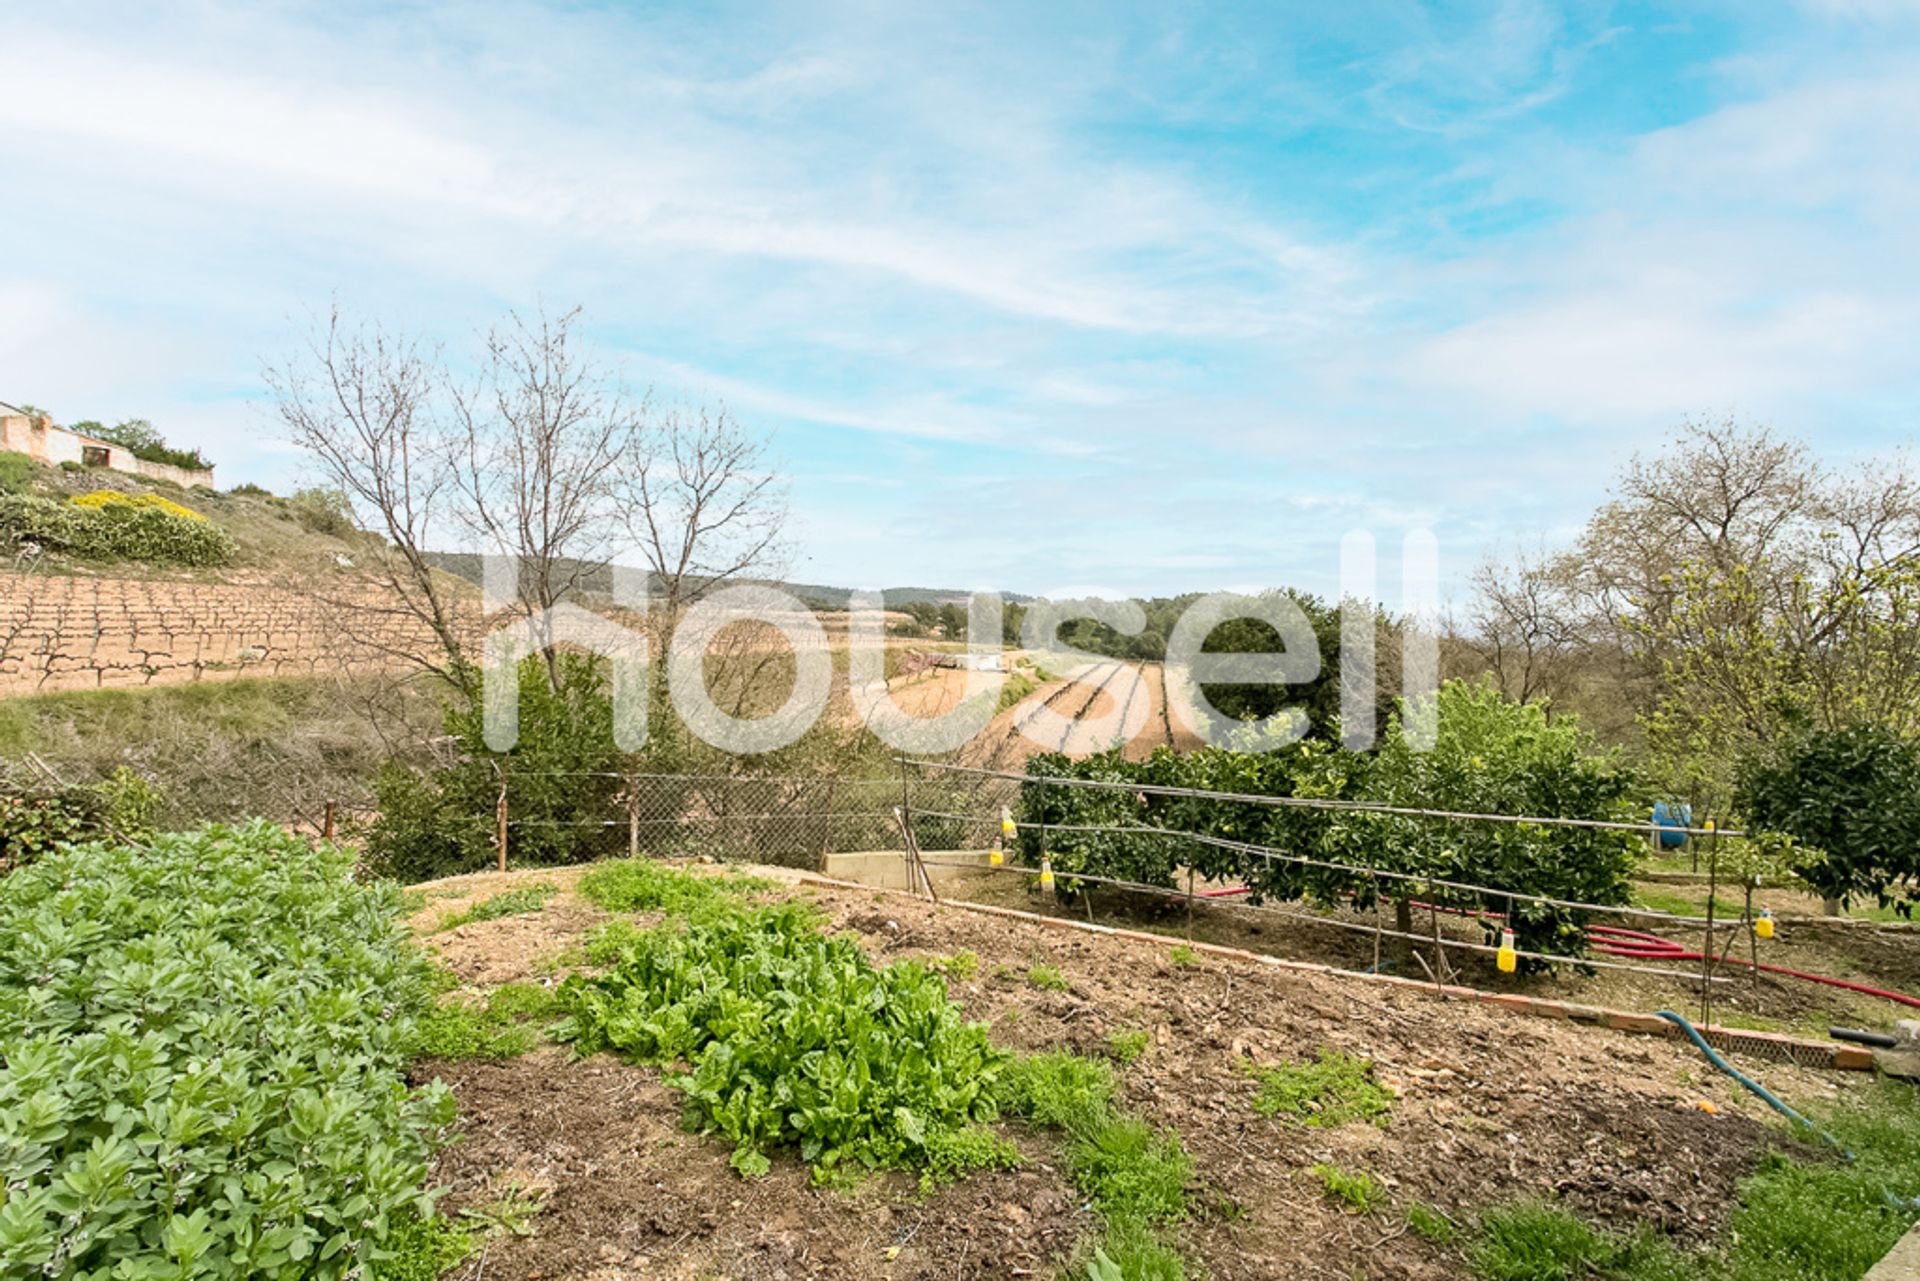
top-left (271, 305), bottom-right (788, 720)
top-left (627, 404), bottom-right (790, 641)
top-left (266, 308), bottom-right (475, 694)
top-left (448, 306), bottom-right (648, 689)
top-left (1464, 549), bottom-right (1586, 709)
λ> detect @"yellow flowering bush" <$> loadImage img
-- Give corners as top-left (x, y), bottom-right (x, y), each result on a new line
top-left (68, 489), bottom-right (209, 521)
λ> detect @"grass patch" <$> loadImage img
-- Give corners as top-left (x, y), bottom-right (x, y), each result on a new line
top-left (1630, 886), bottom-right (1742, 918)
top-left (1107, 1027), bottom-right (1151, 1064)
top-left (434, 880), bottom-right (559, 930)
top-left (1028, 963), bottom-right (1070, 991)
top-left (1406, 1201), bottom-right (1457, 1245)
top-left (576, 858), bottom-right (773, 916)
top-left (1467, 1080), bottom-right (1920, 1281)
top-left (1000, 1051), bottom-right (1193, 1278)
top-left (411, 982), bottom-right (562, 1060)
top-left (1244, 1047), bottom-right (1395, 1127)
top-left (1313, 1163), bottom-right (1385, 1215)
top-left (1471, 1201), bottom-right (1685, 1281)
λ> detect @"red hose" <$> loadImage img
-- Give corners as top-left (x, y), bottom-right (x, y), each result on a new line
top-left (1588, 926), bottom-right (1920, 1009)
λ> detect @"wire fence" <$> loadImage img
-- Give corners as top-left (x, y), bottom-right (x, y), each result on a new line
top-left (891, 756), bottom-right (1773, 1019)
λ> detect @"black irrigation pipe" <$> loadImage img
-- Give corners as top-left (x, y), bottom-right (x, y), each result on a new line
top-left (912, 856), bottom-right (1735, 985)
top-left (900, 757), bottom-right (1748, 839)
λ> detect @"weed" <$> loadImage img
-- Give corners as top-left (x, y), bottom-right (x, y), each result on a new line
top-left (1000, 1050), bottom-right (1193, 1275)
top-left (929, 949), bottom-right (980, 980)
top-left (1107, 1027), bottom-right (1151, 1064)
top-left (411, 982), bottom-right (561, 1060)
top-left (1244, 1048), bottom-right (1395, 1127)
top-left (1070, 1116), bottom-right (1193, 1224)
top-left (1471, 1201), bottom-right (1685, 1281)
top-left (435, 880), bottom-right (559, 931)
top-left (1028, 963), bottom-right (1070, 991)
top-left (1313, 1163), bottom-right (1384, 1215)
top-left (459, 1180), bottom-right (545, 1237)
top-left (379, 1215), bottom-right (476, 1281)
top-left (1406, 1201), bottom-right (1456, 1245)
top-left (1167, 945), bottom-right (1197, 966)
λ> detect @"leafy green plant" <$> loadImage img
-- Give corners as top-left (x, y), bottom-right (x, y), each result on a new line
top-left (0, 823), bottom-right (454, 1280)
top-left (378, 1216), bottom-right (476, 1281)
top-left (1243, 1047), bottom-right (1395, 1127)
top-left (555, 899), bottom-right (1008, 1180)
top-left (577, 857), bottom-right (772, 916)
top-left (434, 881), bottom-right (560, 930)
top-left (1167, 945), bottom-right (1197, 966)
top-left (1313, 1163), bottom-right (1385, 1215)
top-left (0, 450), bottom-right (35, 496)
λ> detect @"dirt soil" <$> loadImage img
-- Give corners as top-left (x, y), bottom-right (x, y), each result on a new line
top-left (408, 864), bottom-right (1872, 1281)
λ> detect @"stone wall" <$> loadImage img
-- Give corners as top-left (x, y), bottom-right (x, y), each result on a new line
top-left (0, 414), bottom-right (216, 488)
top-left (0, 573), bottom-right (440, 695)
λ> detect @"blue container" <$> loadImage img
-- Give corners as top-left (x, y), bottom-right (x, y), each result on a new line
top-left (1651, 801), bottom-right (1692, 849)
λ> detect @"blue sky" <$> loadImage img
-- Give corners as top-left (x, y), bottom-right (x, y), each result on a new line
top-left (2, 1), bottom-right (1917, 601)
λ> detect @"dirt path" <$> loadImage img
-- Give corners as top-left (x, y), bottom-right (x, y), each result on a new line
top-left (409, 864), bottom-right (1867, 1281)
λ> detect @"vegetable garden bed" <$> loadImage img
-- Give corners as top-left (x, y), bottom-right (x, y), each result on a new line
top-left (406, 861), bottom-right (1914, 1280)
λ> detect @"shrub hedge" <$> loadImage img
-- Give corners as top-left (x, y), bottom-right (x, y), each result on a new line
top-left (0, 823), bottom-right (455, 1279)
top-left (1017, 681), bottom-right (1643, 962)
top-left (0, 491), bottom-right (234, 565)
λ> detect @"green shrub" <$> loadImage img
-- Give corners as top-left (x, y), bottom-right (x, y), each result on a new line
top-left (1738, 724), bottom-right (1920, 914)
top-left (1018, 681), bottom-right (1642, 962)
top-left (0, 781), bottom-right (108, 873)
top-left (555, 899), bottom-right (1008, 1179)
top-left (364, 655), bottom-right (626, 882)
top-left (0, 491), bottom-right (234, 565)
top-left (291, 485), bottom-right (355, 537)
top-left (0, 823), bottom-right (455, 1280)
top-left (0, 450), bottom-right (35, 495)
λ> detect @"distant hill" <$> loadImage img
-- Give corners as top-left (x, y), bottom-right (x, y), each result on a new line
top-left (421, 552), bottom-right (1030, 610)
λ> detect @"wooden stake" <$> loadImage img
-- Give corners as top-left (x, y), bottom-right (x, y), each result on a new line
top-left (495, 760), bottom-right (509, 874)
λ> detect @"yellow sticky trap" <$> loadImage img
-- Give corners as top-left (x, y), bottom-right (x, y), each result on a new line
top-left (1000, 807), bottom-right (1017, 839)
top-left (989, 846), bottom-right (1004, 867)
top-left (1038, 858), bottom-right (1055, 891)
top-left (1496, 928), bottom-right (1517, 974)
top-left (1754, 909), bottom-right (1775, 940)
